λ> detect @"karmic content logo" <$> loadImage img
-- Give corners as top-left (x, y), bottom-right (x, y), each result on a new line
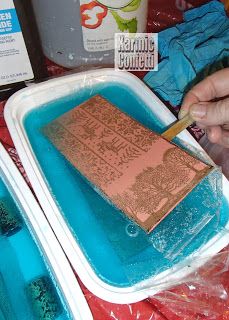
top-left (115, 33), bottom-right (158, 71)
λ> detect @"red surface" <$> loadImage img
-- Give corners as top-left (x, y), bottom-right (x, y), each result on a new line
top-left (1, 1), bottom-right (229, 319)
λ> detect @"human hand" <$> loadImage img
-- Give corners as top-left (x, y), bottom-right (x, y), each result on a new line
top-left (179, 68), bottom-right (229, 147)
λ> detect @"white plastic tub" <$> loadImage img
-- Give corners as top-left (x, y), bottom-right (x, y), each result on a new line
top-left (0, 142), bottom-right (93, 320)
top-left (4, 69), bottom-right (229, 304)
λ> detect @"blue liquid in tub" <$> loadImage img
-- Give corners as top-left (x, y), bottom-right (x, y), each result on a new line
top-left (0, 177), bottom-right (71, 319)
top-left (24, 81), bottom-right (229, 287)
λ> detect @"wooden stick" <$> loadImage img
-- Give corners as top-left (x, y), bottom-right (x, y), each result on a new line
top-left (161, 113), bottom-right (194, 141)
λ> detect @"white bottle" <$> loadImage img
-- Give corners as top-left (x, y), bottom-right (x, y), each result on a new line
top-left (0, 0), bottom-right (47, 100)
top-left (31, 0), bottom-right (149, 68)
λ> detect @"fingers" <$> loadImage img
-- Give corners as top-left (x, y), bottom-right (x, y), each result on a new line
top-left (221, 131), bottom-right (229, 147)
top-left (178, 69), bottom-right (229, 148)
top-left (207, 126), bottom-right (229, 148)
top-left (189, 97), bottom-right (229, 126)
top-left (184, 94), bottom-right (229, 148)
top-left (179, 79), bottom-right (215, 118)
top-left (206, 126), bottom-right (222, 144)
top-left (179, 68), bottom-right (229, 119)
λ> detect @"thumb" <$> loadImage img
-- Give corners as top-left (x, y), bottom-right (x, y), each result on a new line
top-left (189, 98), bottom-right (229, 126)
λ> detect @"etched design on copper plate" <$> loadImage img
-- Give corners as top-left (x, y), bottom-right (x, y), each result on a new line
top-left (43, 95), bottom-right (212, 233)
top-left (111, 147), bottom-right (211, 232)
top-left (43, 95), bottom-right (160, 188)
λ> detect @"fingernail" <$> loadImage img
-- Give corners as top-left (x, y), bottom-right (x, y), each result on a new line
top-left (178, 109), bottom-right (188, 120)
top-left (190, 104), bottom-right (207, 120)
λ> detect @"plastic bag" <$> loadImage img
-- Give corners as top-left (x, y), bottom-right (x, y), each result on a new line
top-left (149, 248), bottom-right (229, 320)
top-left (78, 248), bottom-right (229, 320)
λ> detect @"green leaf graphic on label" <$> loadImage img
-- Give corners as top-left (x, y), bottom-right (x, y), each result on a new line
top-left (111, 11), bottom-right (137, 33)
top-left (122, 0), bottom-right (142, 12)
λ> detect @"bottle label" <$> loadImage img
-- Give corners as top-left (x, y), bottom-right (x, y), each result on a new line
top-left (0, 0), bottom-right (34, 86)
top-left (80, 0), bottom-right (148, 52)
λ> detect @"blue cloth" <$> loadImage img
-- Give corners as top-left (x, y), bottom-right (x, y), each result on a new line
top-left (144, 1), bottom-right (229, 106)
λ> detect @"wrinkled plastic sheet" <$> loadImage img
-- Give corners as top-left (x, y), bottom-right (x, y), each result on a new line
top-left (1, 0), bottom-right (229, 319)
top-left (94, 161), bottom-right (224, 286)
top-left (79, 248), bottom-right (229, 320)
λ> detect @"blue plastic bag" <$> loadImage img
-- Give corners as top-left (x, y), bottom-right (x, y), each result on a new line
top-left (144, 1), bottom-right (229, 106)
